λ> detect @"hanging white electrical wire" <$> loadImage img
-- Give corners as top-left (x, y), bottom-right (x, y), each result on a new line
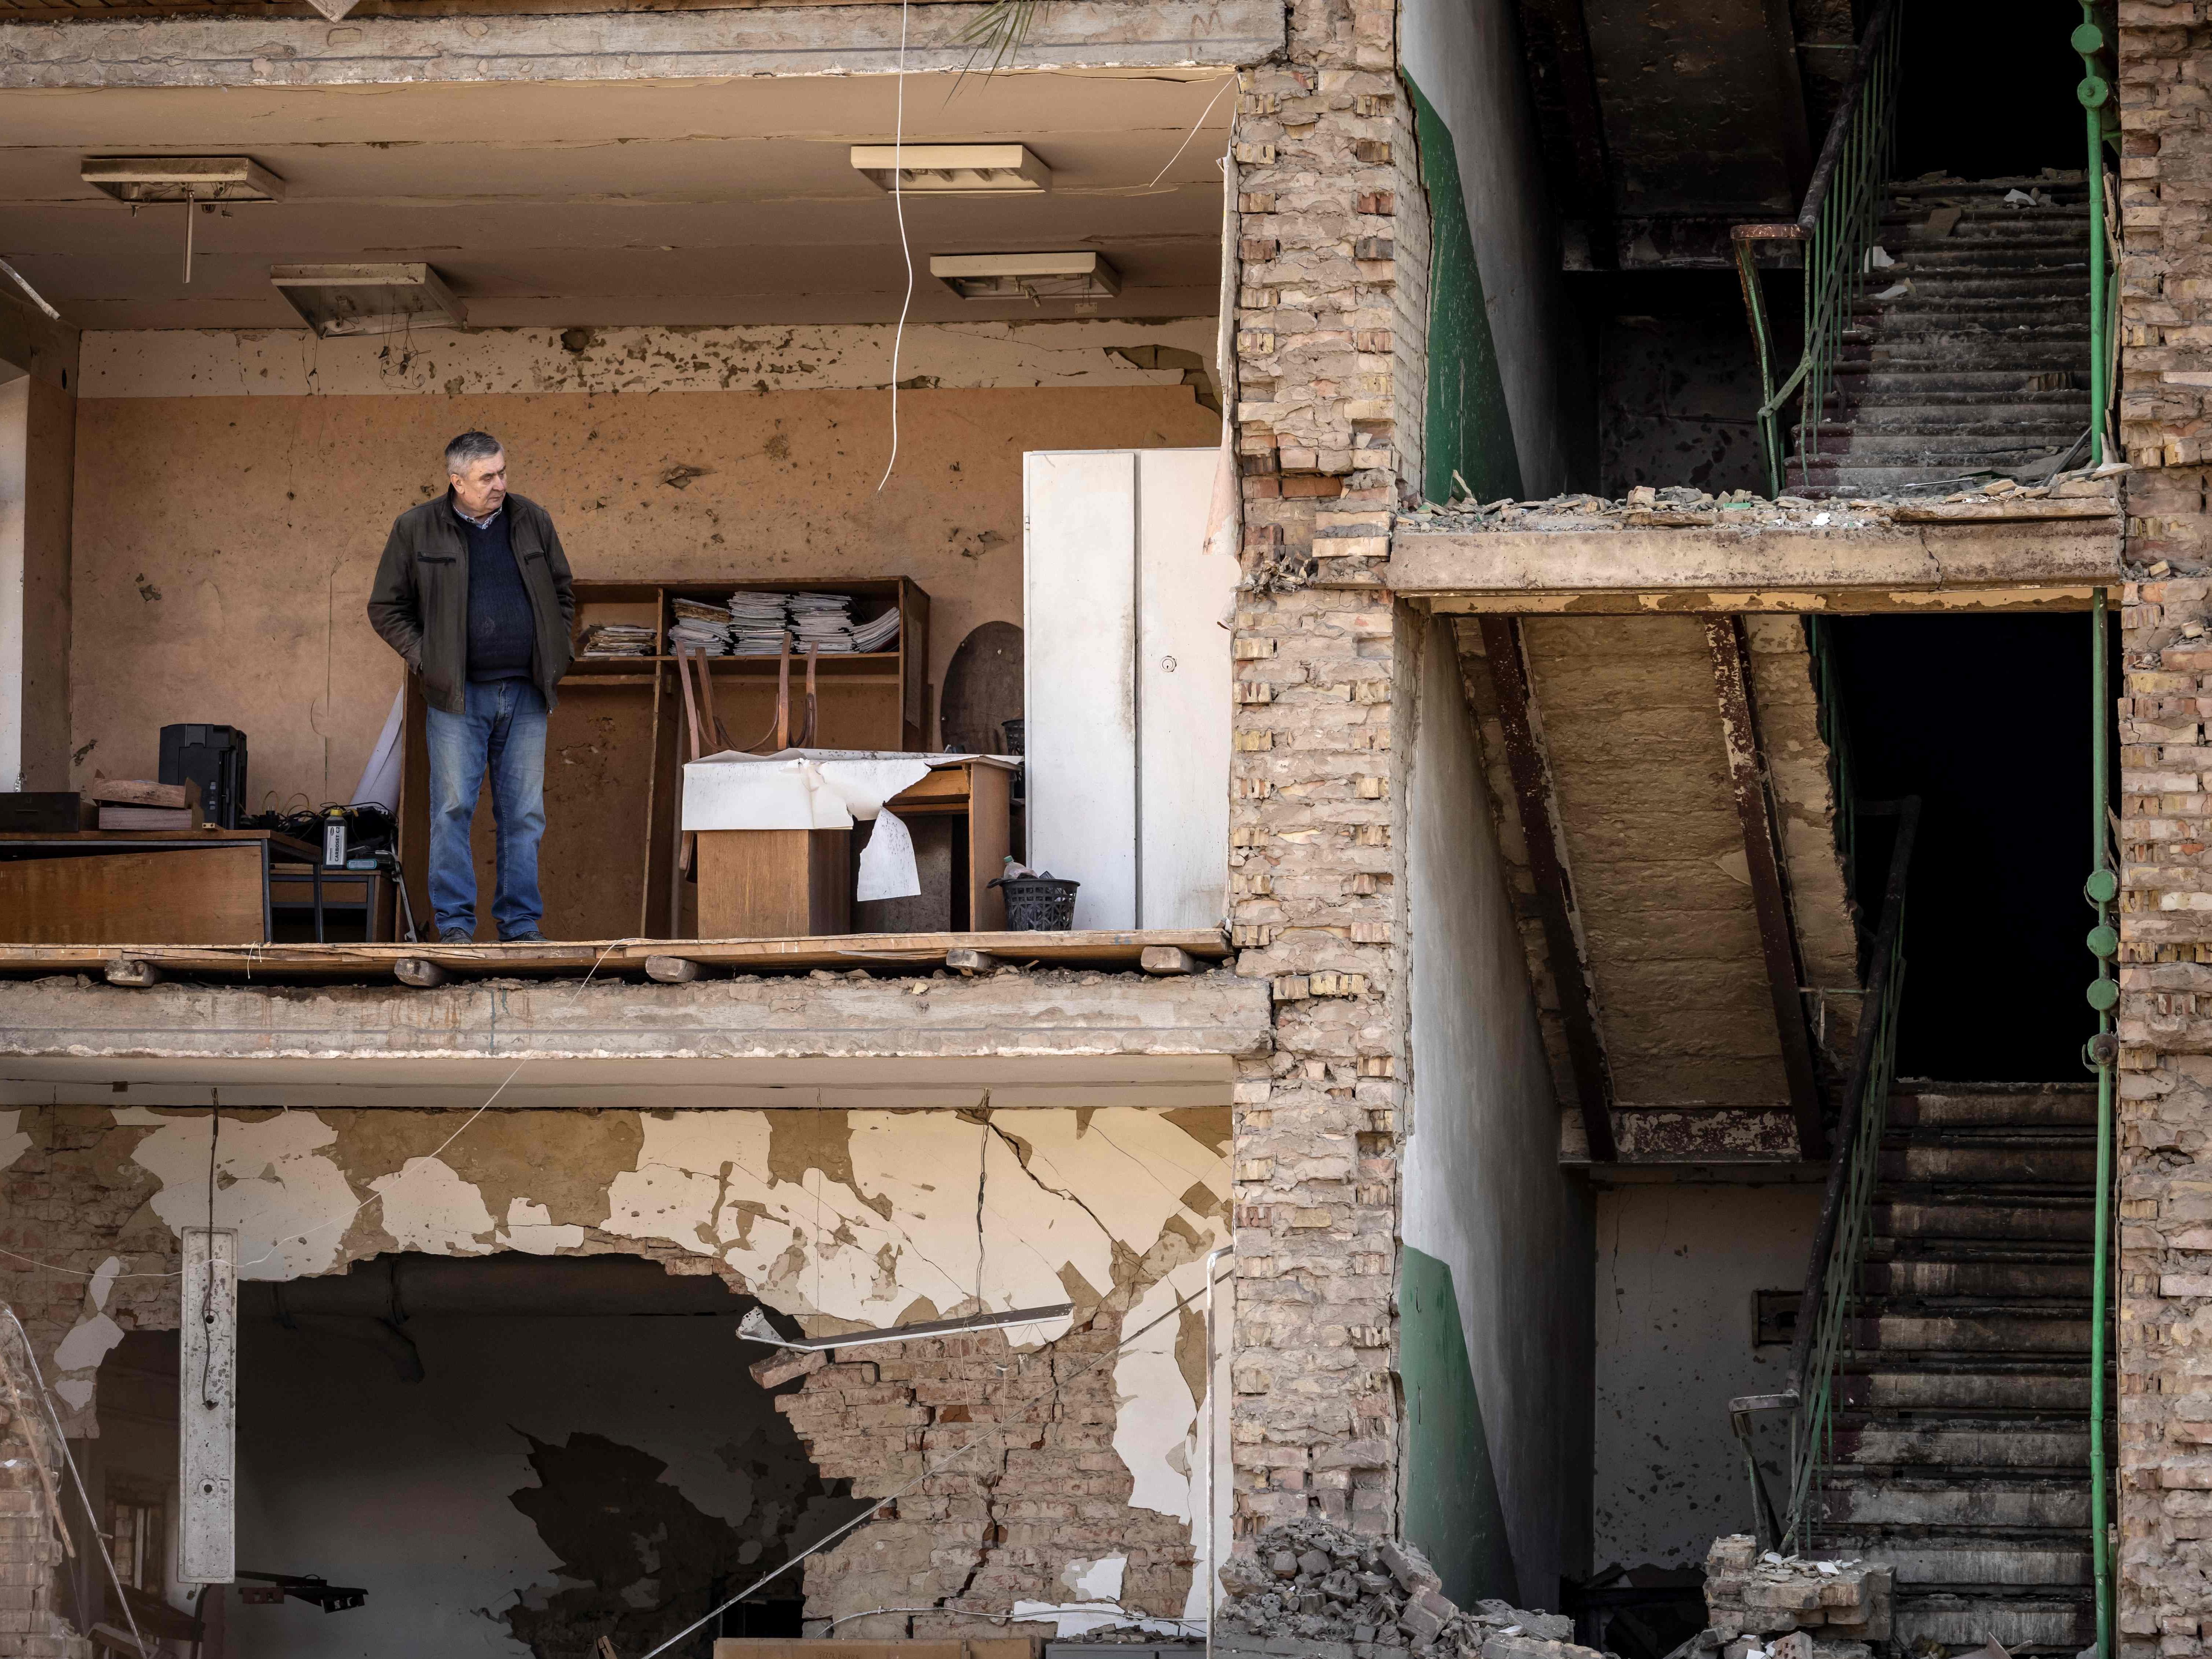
top-left (877, 0), bottom-right (915, 493)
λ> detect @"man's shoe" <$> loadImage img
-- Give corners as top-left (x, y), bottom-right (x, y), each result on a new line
top-left (503, 930), bottom-right (548, 944)
top-left (437, 928), bottom-right (474, 945)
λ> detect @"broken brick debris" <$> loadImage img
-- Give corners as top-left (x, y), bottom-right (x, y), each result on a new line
top-left (1400, 472), bottom-right (2119, 537)
top-left (1699, 1535), bottom-right (1890, 1658)
top-left (1217, 1520), bottom-right (1594, 1659)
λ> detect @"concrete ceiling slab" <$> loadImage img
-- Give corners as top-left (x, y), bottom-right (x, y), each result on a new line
top-left (0, 70), bottom-right (1234, 327)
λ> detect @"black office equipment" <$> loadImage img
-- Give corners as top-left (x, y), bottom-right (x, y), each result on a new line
top-left (158, 724), bottom-right (248, 829)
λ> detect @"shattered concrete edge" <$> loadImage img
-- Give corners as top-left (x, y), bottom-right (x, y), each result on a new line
top-left (1383, 519), bottom-right (2124, 600)
top-left (0, 971), bottom-right (1277, 1064)
top-left (0, 0), bottom-right (1285, 87)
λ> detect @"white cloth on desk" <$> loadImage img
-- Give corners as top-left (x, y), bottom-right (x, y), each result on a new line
top-left (680, 749), bottom-right (947, 901)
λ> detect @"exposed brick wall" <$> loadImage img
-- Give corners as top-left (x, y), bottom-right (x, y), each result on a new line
top-left (2119, 0), bottom-right (2207, 470)
top-left (2118, 571), bottom-right (2212, 1659)
top-left (1226, 583), bottom-right (1405, 1540)
top-left (2115, 8), bottom-right (2212, 1651)
top-left (770, 1319), bottom-right (1204, 1636)
top-left (1223, 0), bottom-right (1434, 1546)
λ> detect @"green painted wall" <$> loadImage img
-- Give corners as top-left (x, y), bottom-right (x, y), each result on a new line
top-left (1408, 76), bottom-right (1524, 506)
top-left (1400, 1245), bottom-right (1520, 1605)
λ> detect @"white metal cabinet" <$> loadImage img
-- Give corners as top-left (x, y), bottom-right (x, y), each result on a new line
top-left (1023, 448), bottom-right (1233, 930)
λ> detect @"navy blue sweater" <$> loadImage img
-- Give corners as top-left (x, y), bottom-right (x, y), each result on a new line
top-left (458, 505), bottom-right (534, 683)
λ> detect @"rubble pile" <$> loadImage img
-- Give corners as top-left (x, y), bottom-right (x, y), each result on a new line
top-left (1217, 1519), bottom-right (1602, 1659)
top-left (1698, 1535), bottom-right (1891, 1659)
top-left (1399, 467), bottom-right (2120, 535)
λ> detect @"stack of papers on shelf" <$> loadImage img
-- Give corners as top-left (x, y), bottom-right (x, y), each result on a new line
top-left (577, 622), bottom-right (656, 658)
top-left (728, 591), bottom-right (795, 655)
top-left (669, 597), bottom-right (735, 655)
top-left (788, 591), bottom-right (856, 653)
top-left (850, 608), bottom-right (901, 652)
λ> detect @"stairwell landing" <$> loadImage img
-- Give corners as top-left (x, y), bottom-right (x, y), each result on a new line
top-left (1796, 176), bottom-right (2095, 497)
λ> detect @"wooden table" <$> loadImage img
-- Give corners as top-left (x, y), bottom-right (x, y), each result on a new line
top-left (0, 830), bottom-right (321, 945)
top-left (271, 863), bottom-right (395, 943)
top-left (692, 758), bottom-right (1014, 939)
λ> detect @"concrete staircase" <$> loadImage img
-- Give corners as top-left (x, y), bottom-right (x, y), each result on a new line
top-left (1796, 176), bottom-right (2094, 496)
top-left (1815, 1083), bottom-right (2103, 1654)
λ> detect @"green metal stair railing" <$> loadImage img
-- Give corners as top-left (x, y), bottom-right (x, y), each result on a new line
top-left (1730, 797), bottom-right (1918, 1555)
top-left (1733, 0), bottom-right (1905, 498)
top-left (2075, 5), bottom-right (2120, 464)
top-left (1735, 598), bottom-right (2117, 1659)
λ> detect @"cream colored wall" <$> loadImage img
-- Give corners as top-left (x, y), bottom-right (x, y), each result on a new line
top-left (67, 326), bottom-right (1218, 806)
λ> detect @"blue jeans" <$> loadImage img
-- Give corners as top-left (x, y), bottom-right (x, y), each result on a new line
top-left (425, 679), bottom-right (547, 939)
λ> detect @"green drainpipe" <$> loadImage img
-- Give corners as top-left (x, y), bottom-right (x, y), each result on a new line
top-left (2077, 7), bottom-right (2118, 463)
top-left (2086, 588), bottom-right (2118, 1659)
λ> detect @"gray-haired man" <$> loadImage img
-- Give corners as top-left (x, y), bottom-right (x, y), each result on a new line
top-left (367, 432), bottom-right (575, 942)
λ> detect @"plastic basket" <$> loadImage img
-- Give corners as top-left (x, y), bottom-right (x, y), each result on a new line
top-left (993, 875), bottom-right (1078, 931)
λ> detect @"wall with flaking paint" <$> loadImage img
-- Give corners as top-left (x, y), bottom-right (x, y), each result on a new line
top-left (1, 1102), bottom-right (1231, 1633)
top-left (1402, 614), bottom-right (1593, 1601)
top-left (66, 322), bottom-right (1219, 806)
top-left (1590, 1181), bottom-right (1820, 1570)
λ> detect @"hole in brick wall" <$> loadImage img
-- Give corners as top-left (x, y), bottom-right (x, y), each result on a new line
top-left (1824, 611), bottom-right (2116, 1081)
top-left (1891, 0), bottom-right (2086, 181)
top-left (89, 1254), bottom-right (861, 1658)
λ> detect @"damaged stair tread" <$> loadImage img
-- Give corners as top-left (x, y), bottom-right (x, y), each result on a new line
top-left (1798, 176), bottom-right (2096, 495)
top-left (1790, 1082), bottom-right (2104, 1652)
top-left (0, 928), bottom-right (1233, 982)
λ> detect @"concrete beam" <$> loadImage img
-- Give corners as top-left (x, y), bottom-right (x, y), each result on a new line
top-left (1387, 515), bottom-right (2125, 610)
top-left (0, 0), bottom-right (1281, 89)
top-left (0, 969), bottom-right (1273, 1108)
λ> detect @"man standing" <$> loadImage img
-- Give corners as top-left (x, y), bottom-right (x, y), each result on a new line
top-left (368, 431), bottom-right (575, 943)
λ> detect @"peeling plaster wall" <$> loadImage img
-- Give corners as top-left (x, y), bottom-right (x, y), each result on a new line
top-left (66, 321), bottom-right (1219, 804)
top-left (0, 1101), bottom-right (1231, 1631)
top-left (1590, 1181), bottom-right (1819, 1570)
top-left (1401, 613), bottom-right (1592, 1603)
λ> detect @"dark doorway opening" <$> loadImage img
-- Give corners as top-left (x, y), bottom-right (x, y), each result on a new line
top-left (1827, 612), bottom-right (2109, 1081)
top-left (1892, 1), bottom-right (2086, 180)
top-left (95, 1254), bottom-right (857, 1659)
top-left (1571, 270), bottom-right (1790, 498)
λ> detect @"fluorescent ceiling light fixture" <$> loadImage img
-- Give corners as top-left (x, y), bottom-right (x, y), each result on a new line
top-left (82, 157), bottom-right (284, 203)
top-left (270, 263), bottom-right (467, 339)
top-left (931, 251), bottom-right (1120, 301)
top-left (737, 1301), bottom-right (1074, 1352)
top-left (850, 144), bottom-right (1052, 195)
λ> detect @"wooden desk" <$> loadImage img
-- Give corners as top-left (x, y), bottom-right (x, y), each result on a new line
top-left (690, 758), bottom-right (1014, 939)
top-left (0, 830), bottom-right (320, 945)
top-left (880, 758), bottom-right (1014, 932)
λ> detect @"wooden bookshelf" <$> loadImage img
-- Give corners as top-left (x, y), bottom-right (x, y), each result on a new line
top-left (399, 576), bottom-right (930, 940)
